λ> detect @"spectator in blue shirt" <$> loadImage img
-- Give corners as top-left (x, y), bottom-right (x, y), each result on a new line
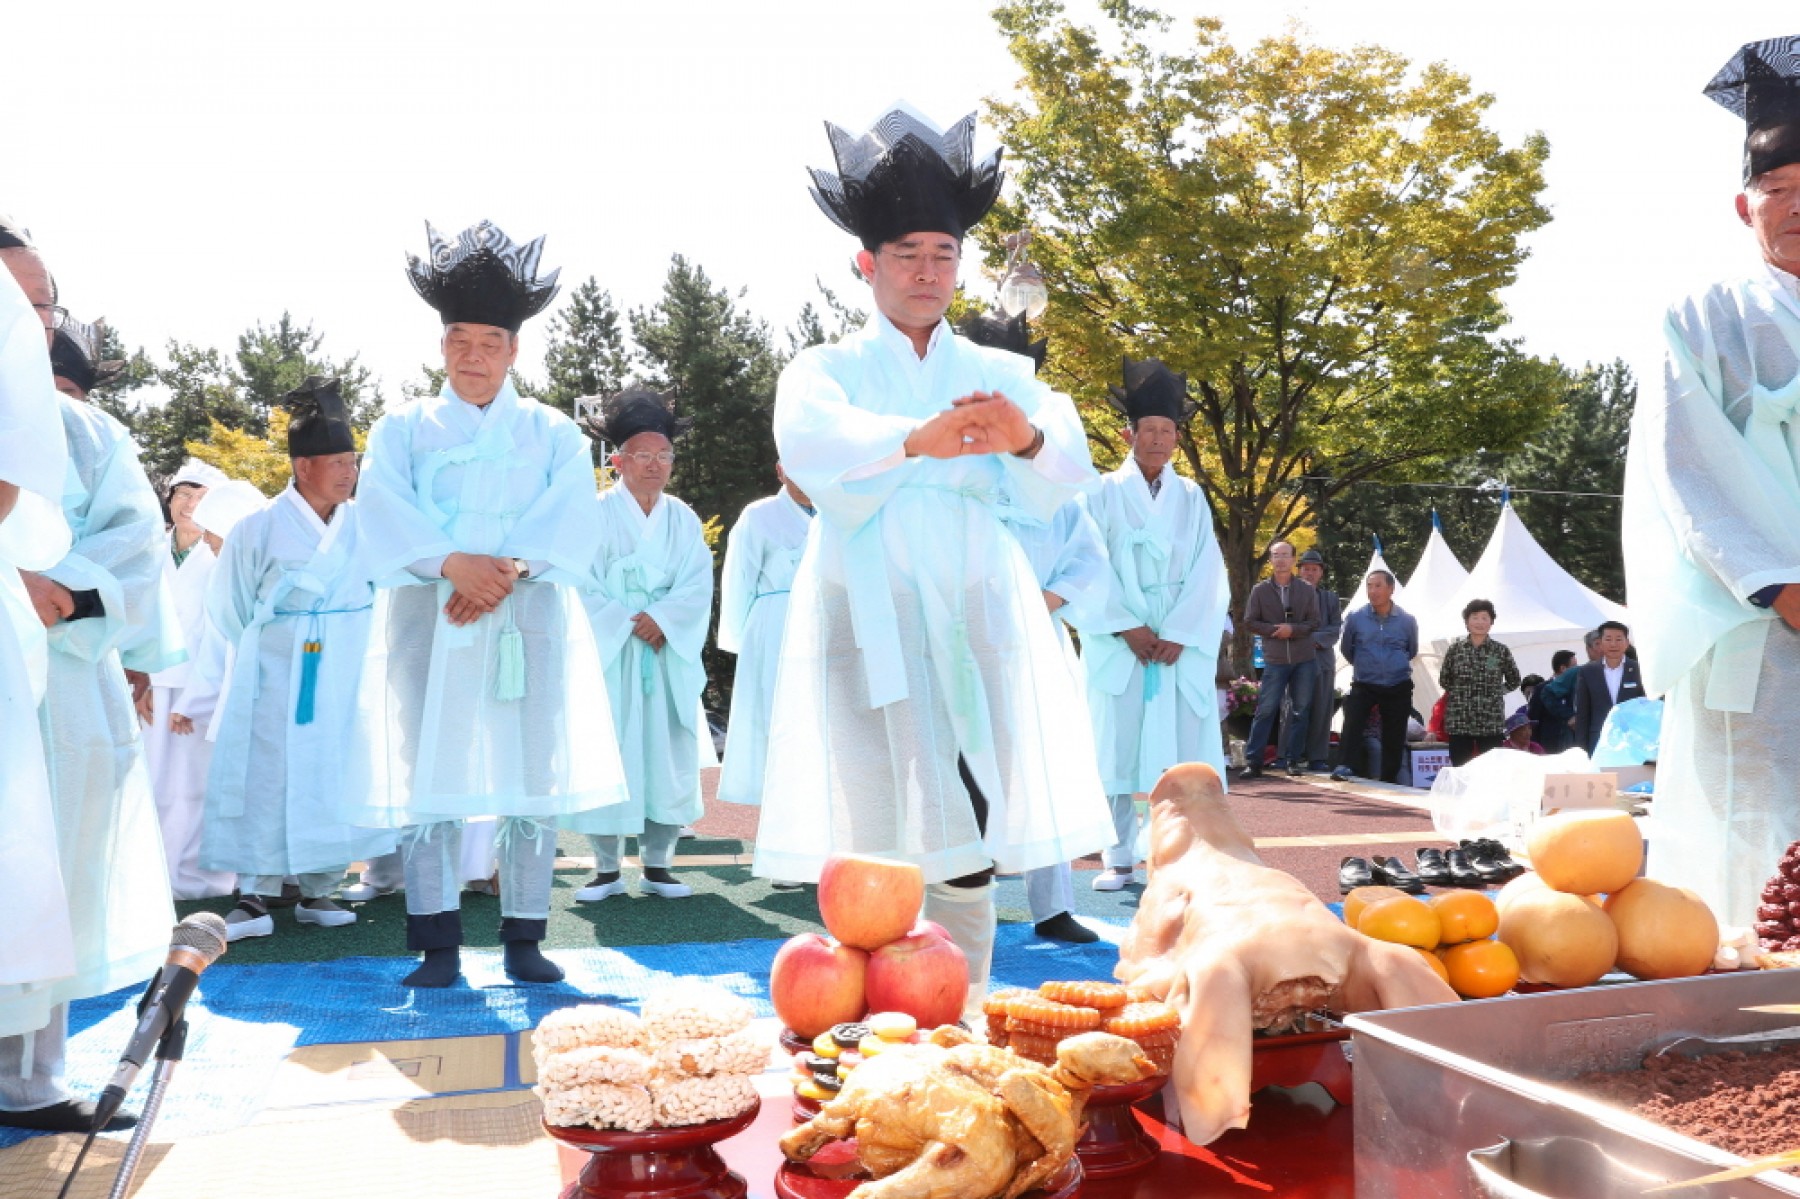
top-left (1330, 570), bottom-right (1420, 783)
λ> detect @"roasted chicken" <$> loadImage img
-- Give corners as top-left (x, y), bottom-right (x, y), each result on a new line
top-left (1115, 762), bottom-right (1459, 1145)
top-left (780, 1026), bottom-right (1155, 1199)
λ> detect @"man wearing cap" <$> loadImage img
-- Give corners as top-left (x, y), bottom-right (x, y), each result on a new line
top-left (563, 388), bottom-right (712, 902)
top-left (1623, 37), bottom-right (1800, 927)
top-left (352, 221), bottom-right (628, 987)
top-left (1291, 549), bottom-right (1342, 772)
top-left (755, 107), bottom-right (1115, 1005)
top-left (1075, 359), bottom-right (1230, 890)
top-left (194, 379), bottom-right (395, 941)
top-left (0, 218), bottom-right (171, 1132)
top-left (142, 458), bottom-right (239, 900)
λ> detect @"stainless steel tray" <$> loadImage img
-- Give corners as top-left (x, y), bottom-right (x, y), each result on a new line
top-left (1347, 970), bottom-right (1800, 1197)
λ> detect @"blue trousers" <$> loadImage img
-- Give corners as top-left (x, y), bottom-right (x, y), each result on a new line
top-left (1245, 658), bottom-right (1318, 767)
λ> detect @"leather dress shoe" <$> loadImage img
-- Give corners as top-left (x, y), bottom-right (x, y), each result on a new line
top-left (1464, 838), bottom-right (1524, 881)
top-left (1338, 856), bottom-right (1374, 894)
top-left (1372, 855), bottom-right (1426, 895)
top-left (1414, 847), bottom-right (1452, 888)
top-left (1444, 848), bottom-right (1483, 888)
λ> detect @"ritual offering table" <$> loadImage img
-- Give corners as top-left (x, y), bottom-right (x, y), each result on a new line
top-left (772, 1141), bottom-right (1082, 1199)
top-left (1074, 1074), bottom-right (1166, 1179)
top-left (545, 1102), bottom-right (762, 1199)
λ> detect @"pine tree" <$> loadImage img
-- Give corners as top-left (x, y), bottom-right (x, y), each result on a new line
top-left (631, 255), bottom-right (782, 708)
top-left (541, 277), bottom-right (634, 415)
top-left (84, 323), bottom-right (157, 431)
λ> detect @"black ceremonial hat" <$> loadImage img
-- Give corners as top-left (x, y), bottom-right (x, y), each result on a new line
top-left (1107, 357), bottom-right (1196, 427)
top-left (581, 384), bottom-right (690, 448)
top-left (955, 310), bottom-right (1047, 375)
top-left (1706, 38), bottom-right (1800, 182)
top-left (49, 316), bottom-right (124, 394)
top-left (808, 104), bottom-right (1004, 250)
top-left (283, 375), bottom-right (356, 457)
top-left (0, 214), bottom-right (32, 250)
top-left (405, 220), bottom-right (561, 332)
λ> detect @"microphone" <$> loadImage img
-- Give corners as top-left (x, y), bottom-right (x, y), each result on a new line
top-left (91, 912), bottom-right (228, 1130)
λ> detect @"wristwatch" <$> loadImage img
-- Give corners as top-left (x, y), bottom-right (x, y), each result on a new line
top-left (511, 558), bottom-right (531, 580)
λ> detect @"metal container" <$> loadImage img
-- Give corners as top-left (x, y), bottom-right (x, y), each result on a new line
top-left (1347, 970), bottom-right (1800, 1198)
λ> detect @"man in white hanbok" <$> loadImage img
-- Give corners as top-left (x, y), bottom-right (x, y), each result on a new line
top-left (1074, 359), bottom-right (1230, 892)
top-left (565, 388), bottom-right (714, 901)
top-left (137, 459), bottom-right (236, 898)
top-left (0, 233), bottom-right (84, 1129)
top-left (353, 221), bottom-right (628, 987)
top-left (957, 311), bottom-right (1108, 944)
top-left (717, 465), bottom-right (812, 812)
top-left (198, 379), bottom-right (397, 941)
top-left (0, 224), bottom-right (173, 1132)
top-left (1624, 38), bottom-right (1800, 929)
top-left (756, 108), bottom-right (1115, 1005)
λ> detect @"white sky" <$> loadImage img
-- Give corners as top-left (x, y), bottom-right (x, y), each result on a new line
top-left (3, 2), bottom-right (1792, 403)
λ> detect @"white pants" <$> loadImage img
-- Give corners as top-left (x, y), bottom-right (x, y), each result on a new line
top-left (1025, 863), bottom-right (1075, 923)
top-left (589, 822), bottom-right (682, 874)
top-left (0, 1006), bottom-right (69, 1112)
top-left (243, 871), bottom-right (340, 900)
top-left (403, 819), bottom-right (556, 920)
top-left (1100, 792), bottom-right (1140, 870)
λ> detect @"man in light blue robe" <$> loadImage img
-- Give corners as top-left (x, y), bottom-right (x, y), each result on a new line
top-left (716, 466), bottom-right (813, 811)
top-left (564, 388), bottom-right (714, 901)
top-left (757, 107), bottom-right (1115, 1008)
top-left (0, 225), bottom-right (174, 1132)
top-left (957, 311), bottom-right (1109, 944)
top-left (198, 378), bottom-right (396, 941)
top-left (1624, 40), bottom-right (1800, 928)
top-left (1074, 360), bottom-right (1230, 892)
top-left (352, 222), bottom-right (629, 987)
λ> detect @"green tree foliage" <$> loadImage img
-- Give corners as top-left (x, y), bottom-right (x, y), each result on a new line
top-left (84, 323), bottom-right (157, 431)
top-left (788, 277), bottom-right (868, 353)
top-left (632, 255), bottom-right (783, 708)
top-left (136, 313), bottom-right (381, 481)
top-left (1316, 361), bottom-right (1632, 603)
top-left (985, 1), bottom-right (1566, 668)
top-left (541, 277), bottom-right (634, 415)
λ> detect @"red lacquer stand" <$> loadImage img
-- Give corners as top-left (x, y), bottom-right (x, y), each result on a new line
top-left (1249, 1022), bottom-right (1354, 1106)
top-left (773, 1139), bottom-right (1082, 1199)
top-left (1075, 1074), bottom-right (1166, 1178)
top-left (545, 1102), bottom-right (762, 1199)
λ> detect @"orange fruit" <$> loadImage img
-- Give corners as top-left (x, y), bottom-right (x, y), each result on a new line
top-left (1343, 886), bottom-right (1408, 930)
top-left (1357, 896), bottom-right (1442, 950)
top-left (1413, 947), bottom-right (1451, 986)
top-left (1431, 891), bottom-right (1499, 945)
top-left (1440, 940), bottom-right (1521, 999)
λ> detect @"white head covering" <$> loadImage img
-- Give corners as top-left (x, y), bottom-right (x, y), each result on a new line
top-left (191, 480), bottom-right (266, 538)
top-left (168, 458), bottom-right (228, 492)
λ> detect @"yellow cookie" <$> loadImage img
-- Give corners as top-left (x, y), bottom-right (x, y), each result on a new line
top-left (867, 1012), bottom-right (917, 1041)
top-left (811, 1032), bottom-right (841, 1059)
top-left (795, 1077), bottom-right (835, 1102)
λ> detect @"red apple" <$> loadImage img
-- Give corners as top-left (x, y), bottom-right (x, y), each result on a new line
top-left (818, 854), bottom-right (925, 951)
top-left (907, 918), bottom-right (951, 942)
top-left (864, 930), bottom-right (969, 1030)
top-left (770, 933), bottom-right (869, 1038)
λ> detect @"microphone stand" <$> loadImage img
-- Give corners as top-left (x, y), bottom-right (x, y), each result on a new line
top-left (104, 1018), bottom-right (187, 1199)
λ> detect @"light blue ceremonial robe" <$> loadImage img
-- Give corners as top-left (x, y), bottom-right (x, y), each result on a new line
top-left (349, 382), bottom-right (628, 824)
top-left (755, 313), bottom-right (1115, 885)
top-left (995, 490), bottom-right (1110, 661)
top-left (0, 395), bottom-right (174, 1035)
top-left (716, 490), bottom-right (812, 807)
top-left (562, 486), bottom-right (714, 836)
top-left (1623, 261), bottom-right (1800, 927)
top-left (0, 271), bottom-right (75, 1038)
top-left (201, 485), bottom-right (397, 874)
top-left (1074, 461), bottom-right (1230, 795)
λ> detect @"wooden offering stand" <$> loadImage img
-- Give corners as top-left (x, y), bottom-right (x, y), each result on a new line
top-left (1249, 1018), bottom-right (1353, 1106)
top-left (1075, 1073), bottom-right (1166, 1178)
top-left (544, 1101), bottom-right (762, 1199)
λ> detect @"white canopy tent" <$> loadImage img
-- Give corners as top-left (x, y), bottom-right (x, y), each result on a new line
top-left (1413, 500), bottom-right (1628, 711)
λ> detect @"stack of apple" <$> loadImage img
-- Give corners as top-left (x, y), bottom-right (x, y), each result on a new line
top-left (770, 853), bottom-right (970, 1037)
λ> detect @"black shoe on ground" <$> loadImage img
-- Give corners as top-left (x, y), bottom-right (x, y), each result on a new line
top-left (1414, 847), bottom-right (1452, 888)
top-left (1444, 848), bottom-right (1483, 888)
top-left (1372, 855), bottom-right (1426, 895)
top-left (1464, 838), bottom-right (1523, 881)
top-left (0, 1098), bottom-right (137, 1133)
top-left (1239, 765), bottom-right (1264, 780)
top-left (1034, 911), bottom-right (1100, 944)
top-left (1286, 762), bottom-right (1306, 778)
top-left (1339, 856), bottom-right (1374, 894)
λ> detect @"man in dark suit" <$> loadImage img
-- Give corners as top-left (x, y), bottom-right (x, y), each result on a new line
top-left (1573, 621), bottom-right (1644, 755)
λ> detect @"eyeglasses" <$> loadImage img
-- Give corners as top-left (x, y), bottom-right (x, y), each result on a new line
top-left (619, 451), bottom-right (675, 466)
top-left (31, 303), bottom-right (68, 330)
top-left (879, 248), bottom-right (960, 276)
